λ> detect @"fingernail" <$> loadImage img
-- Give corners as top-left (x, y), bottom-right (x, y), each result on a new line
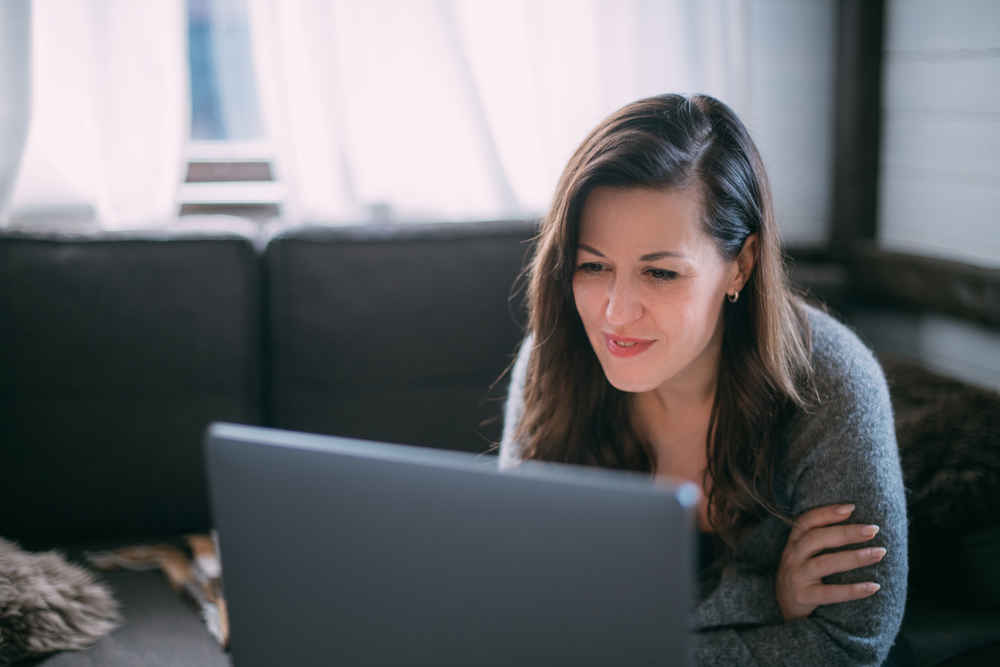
top-left (869, 547), bottom-right (887, 560)
top-left (868, 583), bottom-right (881, 593)
top-left (837, 504), bottom-right (855, 515)
top-left (863, 525), bottom-right (880, 537)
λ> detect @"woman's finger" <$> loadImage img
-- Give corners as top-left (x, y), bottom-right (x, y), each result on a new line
top-left (788, 503), bottom-right (855, 543)
top-left (803, 581), bottom-right (881, 607)
top-left (790, 522), bottom-right (880, 562)
top-left (805, 546), bottom-right (887, 579)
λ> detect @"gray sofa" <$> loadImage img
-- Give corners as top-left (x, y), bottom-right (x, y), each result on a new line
top-left (1, 220), bottom-right (997, 666)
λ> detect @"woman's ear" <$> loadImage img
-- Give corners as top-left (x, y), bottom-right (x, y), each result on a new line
top-left (733, 234), bottom-right (758, 291)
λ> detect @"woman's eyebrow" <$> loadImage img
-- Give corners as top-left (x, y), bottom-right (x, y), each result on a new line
top-left (639, 250), bottom-right (688, 261)
top-left (577, 244), bottom-right (688, 261)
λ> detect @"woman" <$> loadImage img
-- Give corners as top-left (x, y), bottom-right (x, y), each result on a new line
top-left (499, 94), bottom-right (907, 665)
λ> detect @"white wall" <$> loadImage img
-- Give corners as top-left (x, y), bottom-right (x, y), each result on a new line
top-left (747, 0), bottom-right (836, 248)
top-left (879, 0), bottom-right (1000, 267)
top-left (853, 1), bottom-right (1000, 388)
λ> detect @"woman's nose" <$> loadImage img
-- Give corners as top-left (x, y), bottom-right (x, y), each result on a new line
top-left (605, 277), bottom-right (642, 326)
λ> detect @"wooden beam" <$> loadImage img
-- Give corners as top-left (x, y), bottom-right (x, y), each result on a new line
top-left (785, 244), bottom-right (1000, 329)
top-left (831, 0), bottom-right (886, 245)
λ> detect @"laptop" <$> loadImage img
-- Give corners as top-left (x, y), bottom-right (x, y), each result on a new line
top-left (204, 422), bottom-right (698, 667)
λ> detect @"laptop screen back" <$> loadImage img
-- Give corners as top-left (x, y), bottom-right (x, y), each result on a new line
top-left (205, 422), bottom-right (697, 667)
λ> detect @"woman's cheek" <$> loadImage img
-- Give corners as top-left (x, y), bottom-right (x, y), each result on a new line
top-left (572, 279), bottom-right (603, 326)
top-left (650, 287), bottom-right (696, 332)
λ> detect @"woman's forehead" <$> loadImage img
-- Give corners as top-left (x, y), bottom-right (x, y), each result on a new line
top-left (577, 185), bottom-right (708, 254)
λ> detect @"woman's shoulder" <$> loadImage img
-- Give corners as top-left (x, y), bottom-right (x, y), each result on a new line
top-left (498, 334), bottom-right (534, 468)
top-left (797, 299), bottom-right (890, 406)
top-left (508, 333), bottom-right (533, 393)
top-left (780, 300), bottom-right (896, 468)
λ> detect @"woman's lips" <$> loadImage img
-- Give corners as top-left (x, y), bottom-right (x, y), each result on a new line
top-left (604, 333), bottom-right (655, 358)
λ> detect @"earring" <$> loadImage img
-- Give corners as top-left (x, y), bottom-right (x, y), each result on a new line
top-left (727, 290), bottom-right (739, 303)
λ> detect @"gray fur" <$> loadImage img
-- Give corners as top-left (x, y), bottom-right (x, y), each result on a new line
top-left (0, 538), bottom-right (120, 665)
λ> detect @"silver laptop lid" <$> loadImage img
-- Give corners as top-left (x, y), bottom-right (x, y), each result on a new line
top-left (205, 422), bottom-right (697, 667)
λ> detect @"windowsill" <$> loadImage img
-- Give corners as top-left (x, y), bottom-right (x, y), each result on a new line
top-left (185, 141), bottom-right (275, 162)
top-left (178, 181), bottom-right (286, 205)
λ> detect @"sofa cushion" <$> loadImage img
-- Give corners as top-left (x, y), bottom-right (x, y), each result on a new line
top-left (266, 220), bottom-right (534, 454)
top-left (0, 231), bottom-right (263, 549)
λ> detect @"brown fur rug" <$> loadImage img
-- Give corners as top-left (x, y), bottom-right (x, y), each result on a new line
top-left (884, 359), bottom-right (1000, 536)
top-left (0, 538), bottom-right (120, 665)
top-left (883, 357), bottom-right (1000, 606)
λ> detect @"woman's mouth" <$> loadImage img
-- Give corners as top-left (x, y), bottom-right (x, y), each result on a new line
top-left (604, 334), bottom-right (655, 358)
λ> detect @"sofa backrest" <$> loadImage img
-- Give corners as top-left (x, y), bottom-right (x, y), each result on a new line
top-left (0, 231), bottom-right (263, 548)
top-left (265, 220), bottom-right (535, 454)
top-left (0, 221), bottom-right (536, 547)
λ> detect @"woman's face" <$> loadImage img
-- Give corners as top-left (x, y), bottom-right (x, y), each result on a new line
top-left (572, 185), bottom-right (748, 395)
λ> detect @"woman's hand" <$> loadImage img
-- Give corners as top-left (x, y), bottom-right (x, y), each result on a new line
top-left (776, 503), bottom-right (886, 621)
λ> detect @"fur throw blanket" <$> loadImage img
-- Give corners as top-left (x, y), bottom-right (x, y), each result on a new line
top-left (883, 358), bottom-right (1000, 607)
top-left (0, 538), bottom-right (120, 665)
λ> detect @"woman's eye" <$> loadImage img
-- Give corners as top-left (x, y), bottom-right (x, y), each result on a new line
top-left (646, 268), bottom-right (678, 281)
top-left (577, 262), bottom-right (604, 274)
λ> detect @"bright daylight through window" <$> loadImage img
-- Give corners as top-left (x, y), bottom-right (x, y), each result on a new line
top-left (182, 0), bottom-right (282, 220)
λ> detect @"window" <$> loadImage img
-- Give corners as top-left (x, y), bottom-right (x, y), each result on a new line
top-left (182, 0), bottom-right (282, 220)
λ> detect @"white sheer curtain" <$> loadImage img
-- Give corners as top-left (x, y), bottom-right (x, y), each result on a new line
top-left (0, 0), bottom-right (31, 222)
top-left (4, 0), bottom-right (188, 230)
top-left (248, 0), bottom-right (751, 224)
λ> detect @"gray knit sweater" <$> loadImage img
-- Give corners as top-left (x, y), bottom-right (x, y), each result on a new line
top-left (498, 302), bottom-right (908, 666)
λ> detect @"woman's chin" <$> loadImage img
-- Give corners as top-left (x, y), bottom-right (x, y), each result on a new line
top-left (603, 372), bottom-right (661, 394)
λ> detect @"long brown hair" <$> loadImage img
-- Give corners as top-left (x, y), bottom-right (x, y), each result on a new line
top-left (514, 94), bottom-right (819, 552)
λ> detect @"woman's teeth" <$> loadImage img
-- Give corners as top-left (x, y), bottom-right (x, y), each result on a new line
top-left (614, 340), bottom-right (637, 347)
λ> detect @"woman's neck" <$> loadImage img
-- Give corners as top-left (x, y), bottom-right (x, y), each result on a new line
top-left (631, 338), bottom-right (720, 474)
top-left (646, 317), bottom-right (723, 418)
top-left (632, 390), bottom-right (714, 454)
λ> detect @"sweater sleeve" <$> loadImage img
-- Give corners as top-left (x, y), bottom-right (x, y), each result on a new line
top-left (498, 335), bottom-right (532, 470)
top-left (693, 337), bottom-right (908, 666)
